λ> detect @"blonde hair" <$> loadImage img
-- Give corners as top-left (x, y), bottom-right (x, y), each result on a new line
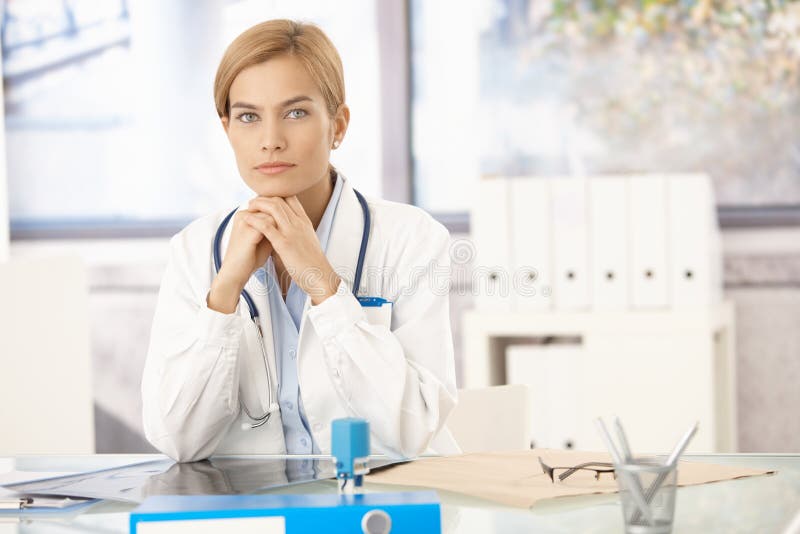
top-left (214, 19), bottom-right (345, 119)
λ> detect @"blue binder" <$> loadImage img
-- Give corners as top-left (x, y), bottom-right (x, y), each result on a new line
top-left (129, 491), bottom-right (441, 533)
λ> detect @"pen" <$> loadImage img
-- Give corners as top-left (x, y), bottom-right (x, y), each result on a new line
top-left (0, 497), bottom-right (33, 510)
top-left (663, 421), bottom-right (699, 469)
top-left (613, 416), bottom-right (654, 522)
top-left (631, 421), bottom-right (698, 524)
top-left (595, 418), bottom-right (655, 525)
top-left (613, 416), bottom-right (634, 463)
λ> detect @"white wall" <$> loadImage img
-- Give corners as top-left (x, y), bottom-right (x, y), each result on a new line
top-left (0, 38), bottom-right (9, 262)
top-left (8, 224), bottom-right (800, 452)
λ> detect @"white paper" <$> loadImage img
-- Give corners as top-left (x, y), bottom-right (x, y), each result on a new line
top-left (137, 516), bottom-right (286, 534)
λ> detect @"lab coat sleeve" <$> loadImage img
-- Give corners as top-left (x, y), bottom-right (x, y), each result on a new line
top-left (306, 217), bottom-right (457, 458)
top-left (141, 232), bottom-right (245, 462)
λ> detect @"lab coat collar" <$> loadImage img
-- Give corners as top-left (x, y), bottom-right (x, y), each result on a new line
top-left (310, 173), bottom-right (364, 302)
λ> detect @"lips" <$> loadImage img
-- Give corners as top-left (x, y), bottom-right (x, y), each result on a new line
top-left (255, 161), bottom-right (296, 175)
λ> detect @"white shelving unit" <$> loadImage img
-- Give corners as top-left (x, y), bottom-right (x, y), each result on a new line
top-left (462, 301), bottom-right (737, 453)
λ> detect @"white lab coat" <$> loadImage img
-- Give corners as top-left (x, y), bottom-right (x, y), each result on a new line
top-left (141, 175), bottom-right (460, 462)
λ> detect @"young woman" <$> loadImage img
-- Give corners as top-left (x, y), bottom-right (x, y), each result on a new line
top-left (141, 19), bottom-right (459, 462)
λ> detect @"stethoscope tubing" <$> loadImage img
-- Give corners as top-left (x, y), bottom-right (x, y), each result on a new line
top-left (212, 188), bottom-right (370, 427)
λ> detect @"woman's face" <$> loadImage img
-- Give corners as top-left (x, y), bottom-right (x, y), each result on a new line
top-left (222, 54), bottom-right (348, 197)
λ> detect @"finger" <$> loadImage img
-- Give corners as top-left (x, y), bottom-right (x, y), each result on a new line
top-left (243, 212), bottom-right (280, 241)
top-left (249, 197), bottom-right (292, 228)
top-left (236, 208), bottom-right (261, 226)
top-left (249, 197), bottom-right (293, 224)
top-left (284, 195), bottom-right (307, 218)
top-left (243, 211), bottom-right (275, 228)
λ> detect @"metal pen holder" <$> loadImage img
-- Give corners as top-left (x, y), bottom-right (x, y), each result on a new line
top-left (616, 457), bottom-right (678, 534)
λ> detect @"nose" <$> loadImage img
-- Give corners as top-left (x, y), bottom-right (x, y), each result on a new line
top-left (259, 117), bottom-right (286, 152)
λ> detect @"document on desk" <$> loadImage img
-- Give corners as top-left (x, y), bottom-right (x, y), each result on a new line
top-left (0, 471), bottom-right (97, 515)
top-left (1, 457), bottom-right (395, 504)
top-left (365, 449), bottom-right (776, 509)
top-left (0, 494), bottom-right (97, 515)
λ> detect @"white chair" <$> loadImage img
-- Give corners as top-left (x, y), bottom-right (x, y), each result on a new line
top-left (446, 384), bottom-right (531, 453)
top-left (0, 255), bottom-right (95, 454)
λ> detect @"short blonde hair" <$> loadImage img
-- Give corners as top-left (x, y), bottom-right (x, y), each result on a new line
top-left (213, 19), bottom-right (345, 119)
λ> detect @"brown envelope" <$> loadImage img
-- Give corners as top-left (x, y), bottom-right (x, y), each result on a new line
top-left (366, 449), bottom-right (776, 508)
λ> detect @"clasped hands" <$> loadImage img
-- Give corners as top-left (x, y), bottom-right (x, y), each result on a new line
top-left (243, 195), bottom-right (341, 305)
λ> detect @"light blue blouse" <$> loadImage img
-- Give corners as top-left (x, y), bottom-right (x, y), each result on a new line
top-left (253, 173), bottom-right (344, 454)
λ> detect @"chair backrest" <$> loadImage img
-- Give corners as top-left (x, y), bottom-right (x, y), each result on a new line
top-left (446, 384), bottom-right (531, 453)
top-left (0, 255), bottom-right (95, 454)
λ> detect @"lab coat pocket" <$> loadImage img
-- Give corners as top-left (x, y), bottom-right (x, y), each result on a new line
top-left (358, 298), bottom-right (393, 329)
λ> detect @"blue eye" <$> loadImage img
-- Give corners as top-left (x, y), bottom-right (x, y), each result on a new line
top-left (286, 108), bottom-right (307, 119)
top-left (237, 112), bottom-right (259, 123)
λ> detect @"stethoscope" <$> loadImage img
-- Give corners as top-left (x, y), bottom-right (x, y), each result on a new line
top-left (212, 189), bottom-right (371, 429)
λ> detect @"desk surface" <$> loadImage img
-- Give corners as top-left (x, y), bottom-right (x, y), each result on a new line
top-left (0, 453), bottom-right (797, 533)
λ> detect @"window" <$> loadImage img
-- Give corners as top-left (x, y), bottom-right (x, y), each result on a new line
top-left (4, 0), bottom-right (382, 237)
top-left (410, 0), bottom-right (800, 221)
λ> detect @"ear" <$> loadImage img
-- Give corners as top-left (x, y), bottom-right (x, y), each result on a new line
top-left (220, 115), bottom-right (230, 134)
top-left (332, 103), bottom-right (350, 143)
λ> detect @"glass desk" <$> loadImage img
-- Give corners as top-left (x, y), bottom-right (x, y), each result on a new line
top-left (0, 453), bottom-right (797, 533)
